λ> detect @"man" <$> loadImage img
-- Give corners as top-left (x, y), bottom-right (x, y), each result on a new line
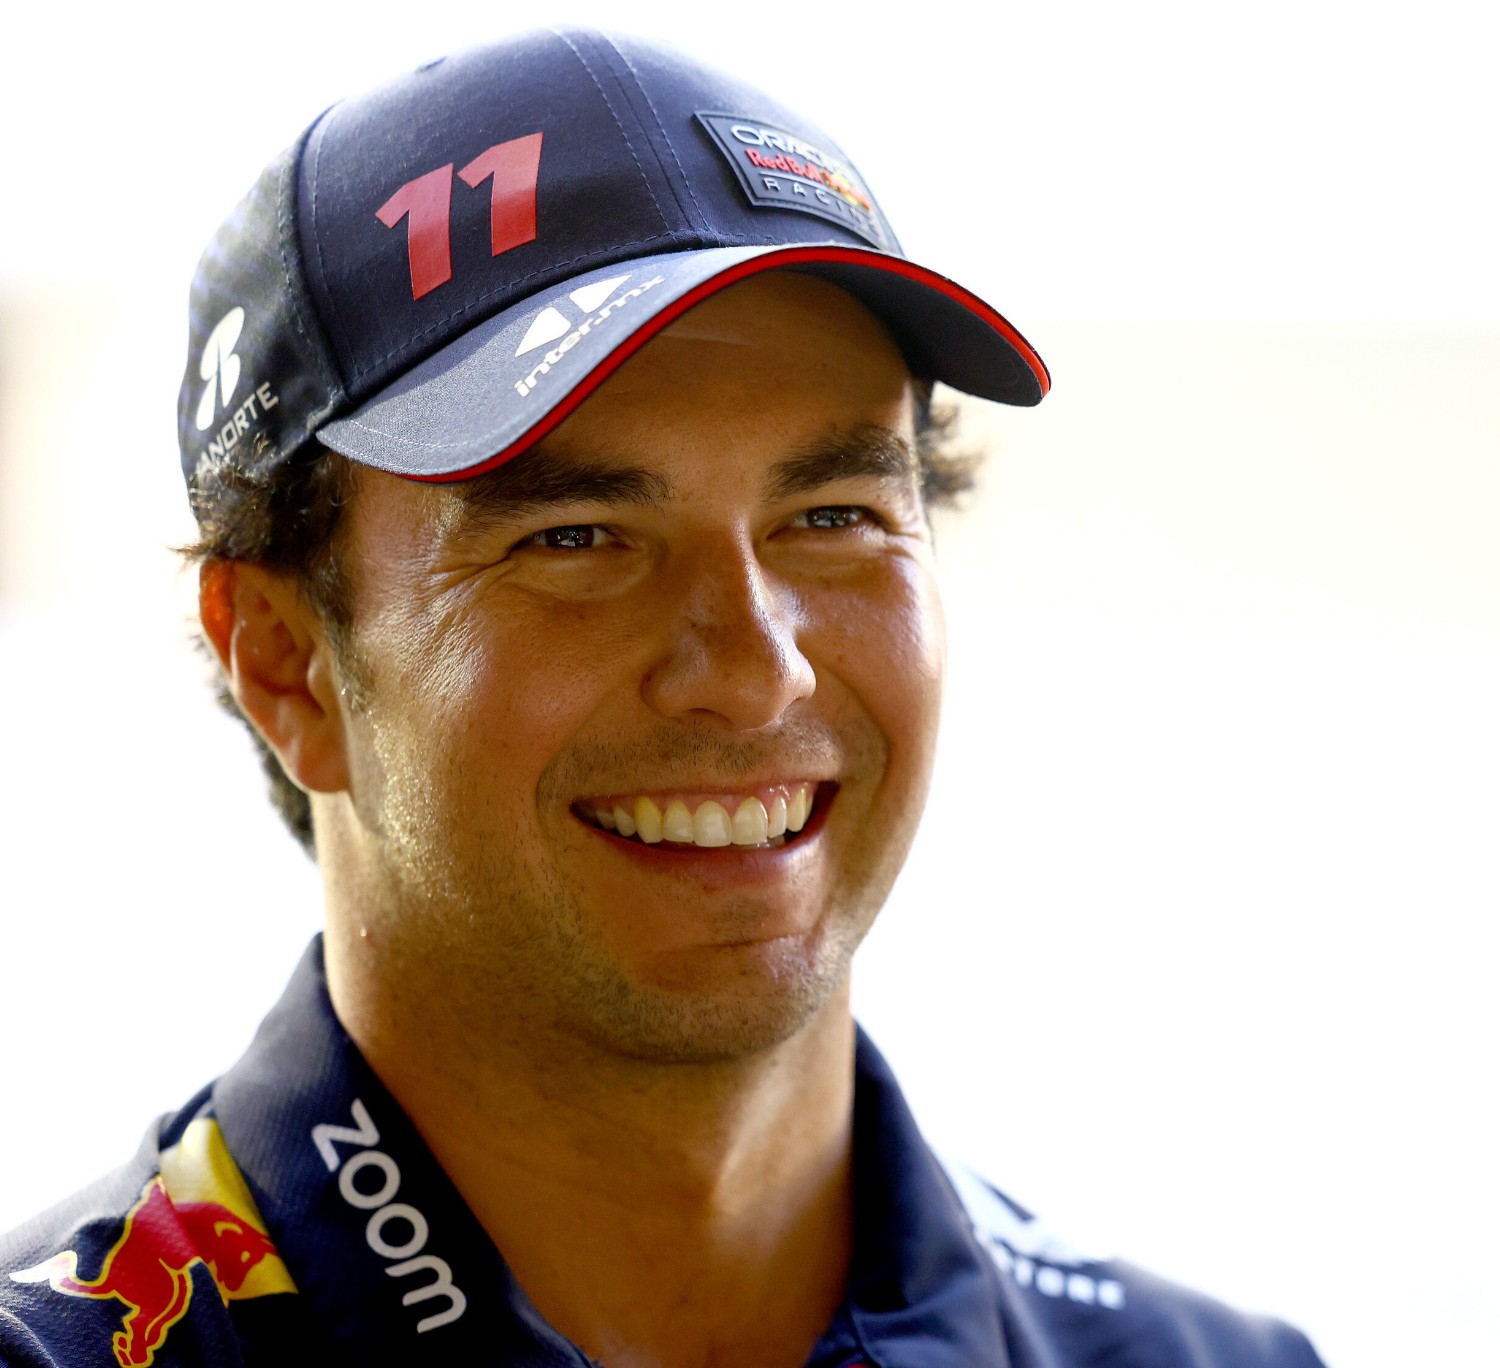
top-left (1, 28), bottom-right (1323, 1368)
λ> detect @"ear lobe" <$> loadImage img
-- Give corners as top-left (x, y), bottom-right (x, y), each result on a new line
top-left (199, 561), bottom-right (352, 795)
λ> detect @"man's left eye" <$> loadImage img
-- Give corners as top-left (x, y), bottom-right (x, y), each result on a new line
top-left (526, 524), bottom-right (606, 549)
top-left (797, 506), bottom-right (869, 530)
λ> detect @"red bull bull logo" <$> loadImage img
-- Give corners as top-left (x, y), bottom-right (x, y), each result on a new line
top-left (10, 1118), bottom-right (295, 1367)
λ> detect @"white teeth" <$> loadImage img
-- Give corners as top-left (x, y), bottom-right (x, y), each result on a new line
top-left (732, 798), bottom-right (769, 846)
top-left (634, 796), bottom-right (664, 844)
top-left (663, 798), bottom-right (694, 843)
top-left (592, 785), bottom-right (819, 848)
top-left (693, 801), bottom-right (733, 847)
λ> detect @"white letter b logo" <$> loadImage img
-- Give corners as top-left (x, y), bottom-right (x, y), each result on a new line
top-left (196, 307), bottom-right (246, 432)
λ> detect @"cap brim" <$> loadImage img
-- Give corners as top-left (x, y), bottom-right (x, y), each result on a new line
top-left (317, 243), bottom-right (1048, 481)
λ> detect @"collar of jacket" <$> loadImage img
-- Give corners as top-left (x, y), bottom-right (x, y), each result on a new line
top-left (210, 937), bottom-right (1008, 1367)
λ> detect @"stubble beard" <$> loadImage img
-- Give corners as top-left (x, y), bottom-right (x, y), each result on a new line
top-left (536, 886), bottom-right (875, 1065)
top-left (375, 805), bottom-right (886, 1069)
top-left (364, 725), bottom-right (903, 1069)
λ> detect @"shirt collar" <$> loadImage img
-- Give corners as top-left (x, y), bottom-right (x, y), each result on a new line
top-left (832, 1028), bottom-right (1009, 1368)
top-left (213, 938), bottom-right (1006, 1367)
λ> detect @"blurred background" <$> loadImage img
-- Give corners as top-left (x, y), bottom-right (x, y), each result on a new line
top-left (1, 3), bottom-right (1495, 1365)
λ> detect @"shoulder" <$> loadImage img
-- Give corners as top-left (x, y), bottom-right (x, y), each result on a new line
top-left (0, 1103), bottom-right (297, 1368)
top-left (937, 1159), bottom-right (1326, 1368)
top-left (0, 1133), bottom-right (161, 1367)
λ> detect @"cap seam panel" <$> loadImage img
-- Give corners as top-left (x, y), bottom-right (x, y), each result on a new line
top-left (605, 37), bottom-right (708, 230)
top-left (278, 124), bottom-right (345, 398)
top-left (304, 111), bottom-right (360, 373)
top-left (548, 28), bottom-right (671, 233)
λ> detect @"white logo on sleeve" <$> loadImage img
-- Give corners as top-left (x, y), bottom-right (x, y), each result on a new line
top-left (940, 1157), bottom-right (1127, 1310)
top-left (195, 307), bottom-right (246, 431)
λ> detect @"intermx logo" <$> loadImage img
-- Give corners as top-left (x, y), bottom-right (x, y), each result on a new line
top-left (512, 272), bottom-right (665, 397)
top-left (514, 274), bottom-right (633, 356)
top-left (194, 307), bottom-right (246, 432)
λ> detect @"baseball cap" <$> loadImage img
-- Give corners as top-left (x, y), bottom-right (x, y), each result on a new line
top-left (178, 27), bottom-right (1048, 494)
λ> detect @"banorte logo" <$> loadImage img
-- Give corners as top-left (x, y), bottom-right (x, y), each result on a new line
top-left (195, 307), bottom-right (246, 432)
top-left (191, 305), bottom-right (280, 471)
top-left (9, 1118), bottom-right (295, 1367)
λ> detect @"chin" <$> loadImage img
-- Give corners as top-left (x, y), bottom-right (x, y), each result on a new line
top-left (560, 927), bottom-right (861, 1066)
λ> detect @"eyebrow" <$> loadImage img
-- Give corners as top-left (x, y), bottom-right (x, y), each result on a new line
top-left (446, 422), bottom-right (917, 533)
top-left (765, 425), bottom-right (919, 501)
top-left (448, 449), bottom-right (671, 534)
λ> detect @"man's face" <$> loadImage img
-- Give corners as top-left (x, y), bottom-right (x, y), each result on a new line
top-left (322, 273), bottom-right (945, 1064)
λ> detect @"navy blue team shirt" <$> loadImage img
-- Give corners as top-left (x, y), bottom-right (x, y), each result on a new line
top-left (0, 940), bottom-right (1325, 1366)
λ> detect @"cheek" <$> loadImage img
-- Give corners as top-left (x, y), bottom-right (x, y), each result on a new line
top-left (812, 559), bottom-right (946, 769)
top-left (359, 598), bottom-right (639, 808)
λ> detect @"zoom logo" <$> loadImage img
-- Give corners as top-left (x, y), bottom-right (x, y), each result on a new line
top-left (312, 1099), bottom-right (467, 1334)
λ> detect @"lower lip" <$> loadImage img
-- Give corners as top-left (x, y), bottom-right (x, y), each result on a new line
top-left (576, 788), bottom-right (836, 888)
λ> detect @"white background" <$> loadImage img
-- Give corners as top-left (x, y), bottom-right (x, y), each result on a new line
top-left (1, 4), bottom-right (1496, 1367)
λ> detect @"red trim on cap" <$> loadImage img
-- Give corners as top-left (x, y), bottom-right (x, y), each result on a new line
top-left (408, 245), bottom-right (1049, 484)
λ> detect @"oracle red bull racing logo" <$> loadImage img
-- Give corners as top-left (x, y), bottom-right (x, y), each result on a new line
top-left (694, 111), bottom-right (890, 249)
top-left (9, 1118), bottom-right (295, 1367)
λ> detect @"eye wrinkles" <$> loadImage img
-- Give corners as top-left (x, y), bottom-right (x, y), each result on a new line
top-left (442, 424), bottom-right (920, 541)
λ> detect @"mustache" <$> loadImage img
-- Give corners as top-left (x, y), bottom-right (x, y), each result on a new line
top-left (539, 716), bottom-right (883, 798)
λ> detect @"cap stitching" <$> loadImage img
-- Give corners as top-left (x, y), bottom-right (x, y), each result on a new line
top-left (345, 232), bottom-right (687, 384)
top-left (605, 38), bottom-right (707, 226)
top-left (277, 128), bottom-right (340, 391)
top-left (346, 225), bottom-right (864, 385)
top-left (305, 113), bottom-right (360, 371)
top-left (549, 28), bottom-right (670, 231)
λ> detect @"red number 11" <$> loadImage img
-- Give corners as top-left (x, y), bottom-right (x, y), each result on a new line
top-left (376, 132), bottom-right (544, 301)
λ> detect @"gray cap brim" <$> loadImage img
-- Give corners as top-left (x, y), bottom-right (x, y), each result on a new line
top-left (317, 243), bottom-right (1048, 481)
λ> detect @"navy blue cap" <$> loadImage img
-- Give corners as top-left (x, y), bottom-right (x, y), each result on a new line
top-left (179, 27), bottom-right (1049, 492)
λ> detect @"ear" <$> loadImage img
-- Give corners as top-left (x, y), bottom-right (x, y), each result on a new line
top-left (199, 561), bottom-right (351, 794)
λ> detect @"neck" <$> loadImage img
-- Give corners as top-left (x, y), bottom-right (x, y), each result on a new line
top-left (326, 925), bottom-right (859, 1368)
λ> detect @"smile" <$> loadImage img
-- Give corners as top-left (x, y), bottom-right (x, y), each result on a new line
top-left (575, 782), bottom-right (827, 849)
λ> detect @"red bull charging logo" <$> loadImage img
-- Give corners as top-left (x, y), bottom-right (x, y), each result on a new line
top-left (10, 1119), bottom-right (295, 1366)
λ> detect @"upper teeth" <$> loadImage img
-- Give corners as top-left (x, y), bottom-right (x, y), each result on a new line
top-left (588, 784), bottom-right (816, 848)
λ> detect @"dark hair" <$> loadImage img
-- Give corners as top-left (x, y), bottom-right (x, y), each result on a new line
top-left (182, 390), bottom-right (978, 856)
top-left (183, 440), bottom-right (359, 855)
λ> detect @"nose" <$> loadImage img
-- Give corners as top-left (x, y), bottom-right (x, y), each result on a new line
top-left (641, 537), bottom-right (816, 730)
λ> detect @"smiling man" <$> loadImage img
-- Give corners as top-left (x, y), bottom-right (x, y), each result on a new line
top-left (1, 29), bottom-right (1324, 1368)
